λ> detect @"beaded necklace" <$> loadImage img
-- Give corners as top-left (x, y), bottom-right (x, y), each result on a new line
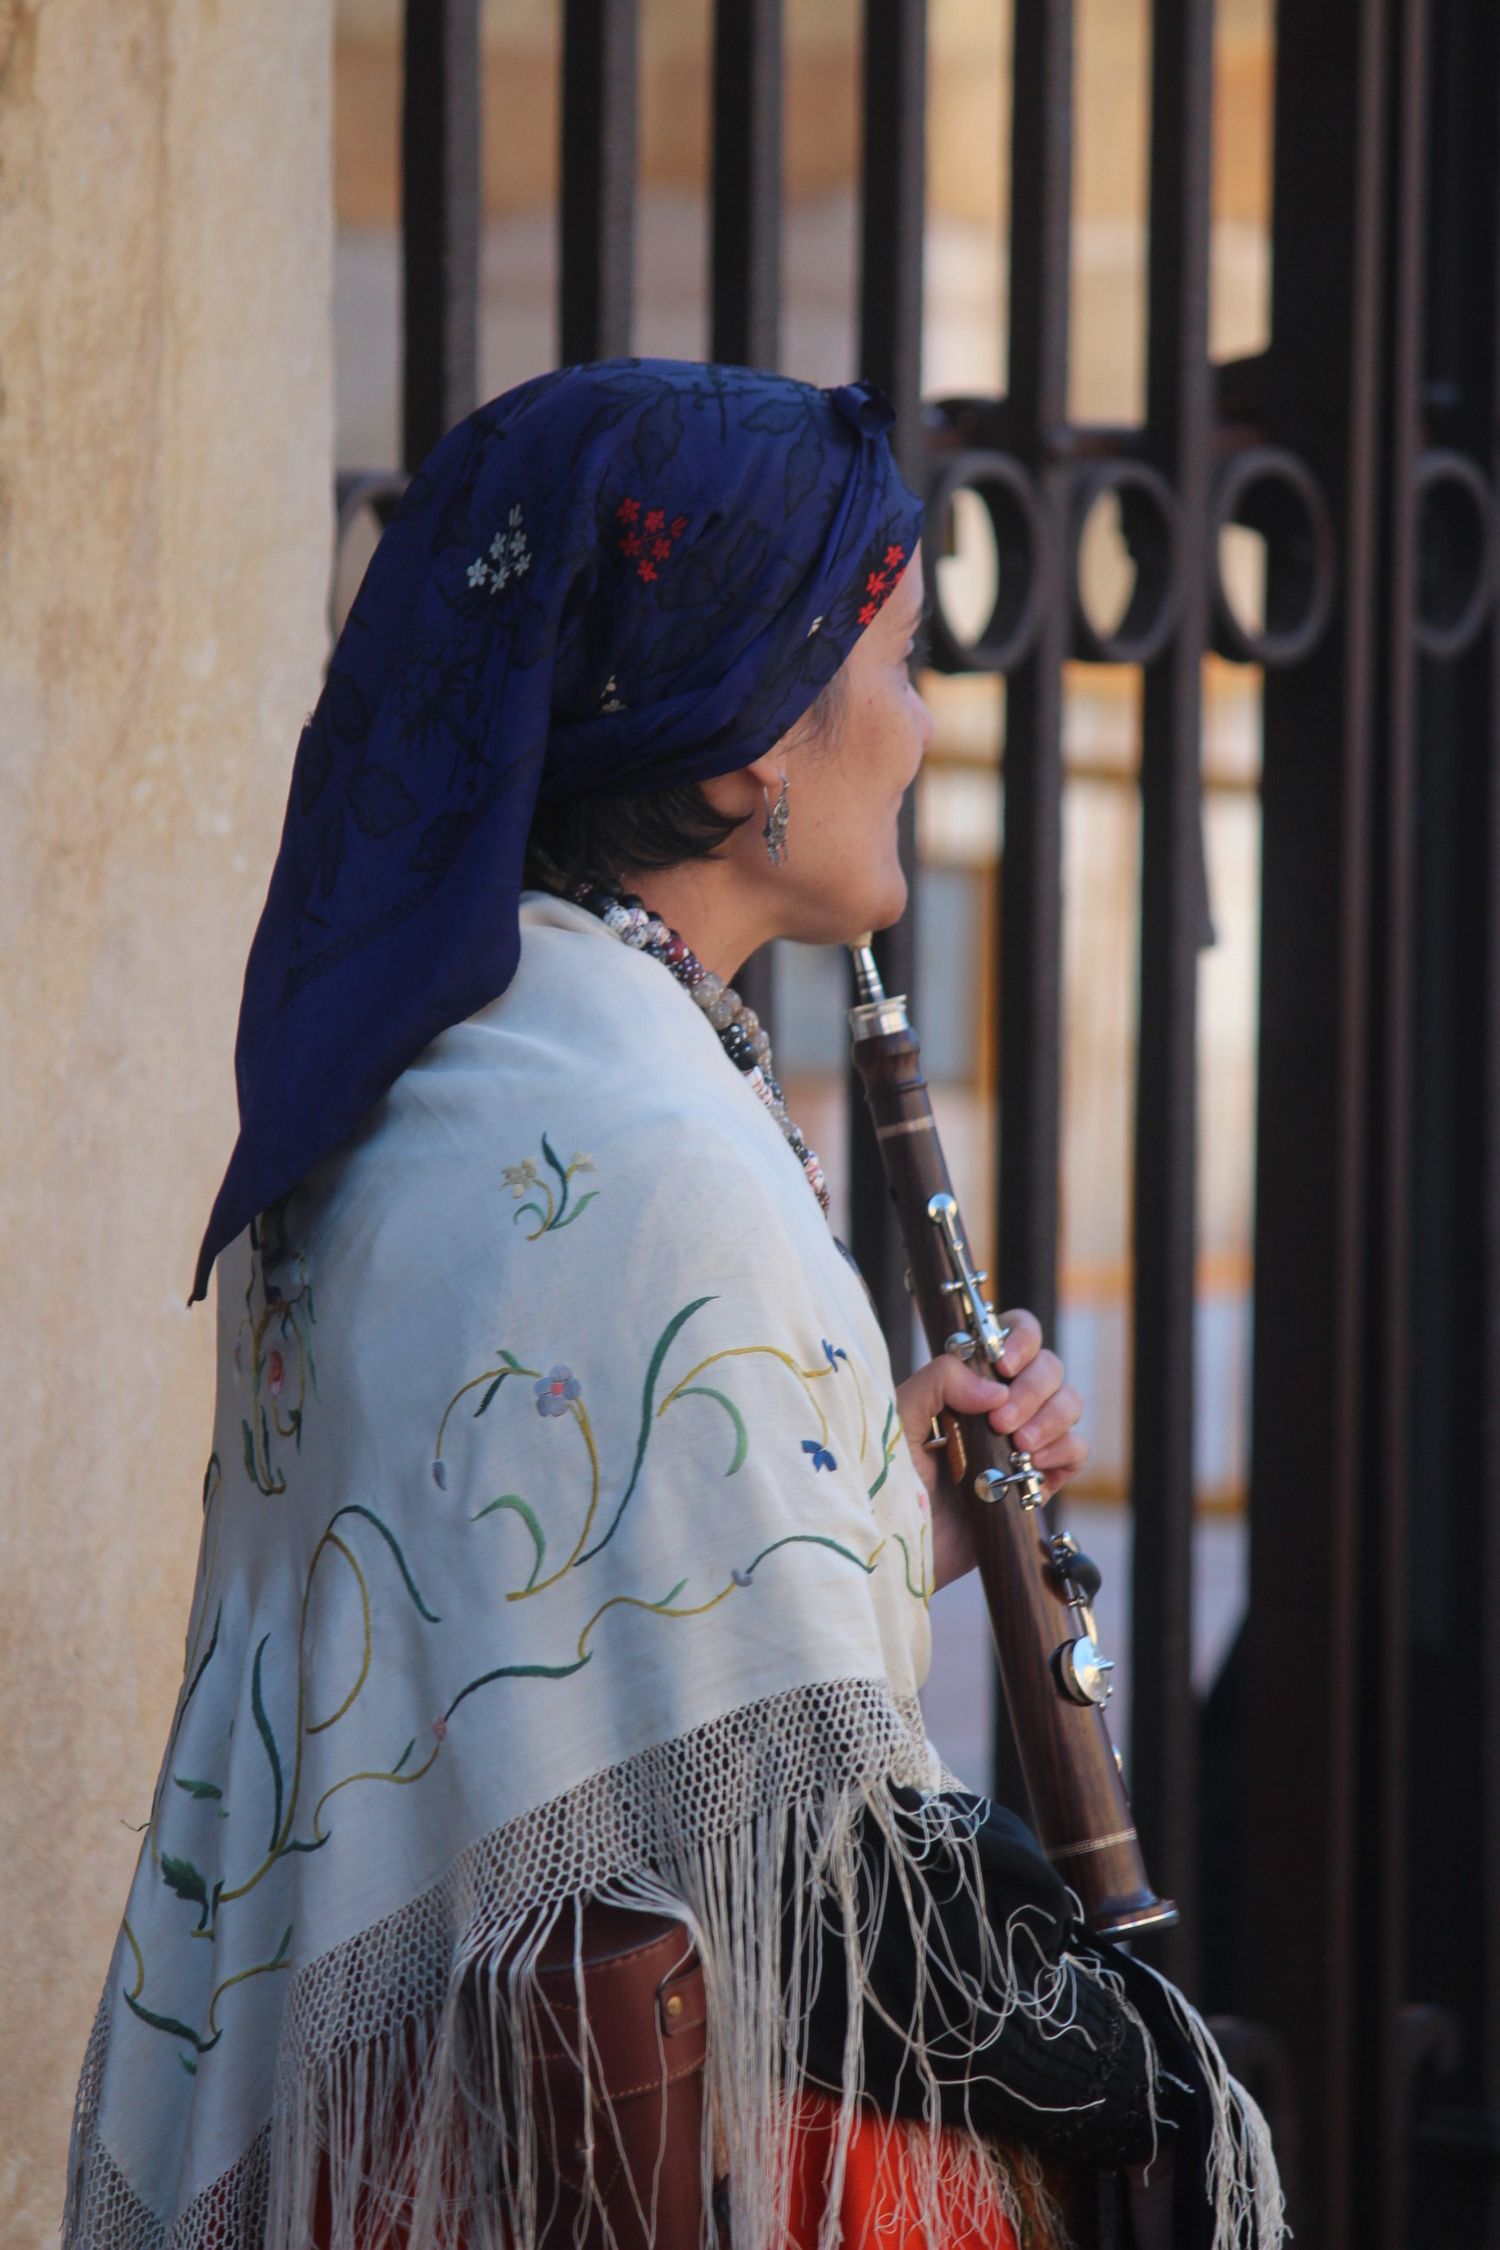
top-left (571, 878), bottom-right (831, 1220)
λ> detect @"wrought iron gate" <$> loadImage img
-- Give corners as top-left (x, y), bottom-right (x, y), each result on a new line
top-left (339, 3), bottom-right (1500, 2240)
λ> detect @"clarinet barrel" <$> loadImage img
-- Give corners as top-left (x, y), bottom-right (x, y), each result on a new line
top-left (848, 943), bottom-right (1176, 1939)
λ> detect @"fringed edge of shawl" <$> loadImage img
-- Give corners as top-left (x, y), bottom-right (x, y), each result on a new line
top-left (64, 1678), bottom-right (1283, 2250)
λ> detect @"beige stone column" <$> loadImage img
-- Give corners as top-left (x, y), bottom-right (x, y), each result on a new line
top-left (0, 3), bottom-right (333, 2237)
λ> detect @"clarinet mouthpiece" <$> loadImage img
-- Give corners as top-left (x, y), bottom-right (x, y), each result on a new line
top-left (850, 938), bottom-right (886, 1005)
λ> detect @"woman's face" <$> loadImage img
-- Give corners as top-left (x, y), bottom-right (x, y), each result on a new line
top-left (767, 550), bottom-right (934, 944)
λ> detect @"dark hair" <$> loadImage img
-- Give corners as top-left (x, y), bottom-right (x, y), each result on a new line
top-left (525, 668), bottom-right (847, 893)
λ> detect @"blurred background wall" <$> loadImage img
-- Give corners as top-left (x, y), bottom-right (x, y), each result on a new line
top-left (0, 3), bottom-right (332, 2236)
top-left (1, 0), bottom-right (1272, 2236)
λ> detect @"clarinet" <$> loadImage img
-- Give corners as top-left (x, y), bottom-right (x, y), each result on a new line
top-left (848, 942), bottom-right (1176, 1939)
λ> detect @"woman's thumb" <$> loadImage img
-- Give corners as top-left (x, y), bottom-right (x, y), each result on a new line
top-left (904, 1352), bottom-right (1007, 1423)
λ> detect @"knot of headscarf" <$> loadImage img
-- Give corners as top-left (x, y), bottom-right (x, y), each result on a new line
top-left (193, 358), bottom-right (923, 1301)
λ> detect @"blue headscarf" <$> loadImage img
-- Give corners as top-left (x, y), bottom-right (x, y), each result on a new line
top-left (193, 359), bottom-right (923, 1301)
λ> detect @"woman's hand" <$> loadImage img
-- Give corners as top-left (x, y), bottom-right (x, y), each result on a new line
top-left (895, 1311), bottom-right (1088, 1592)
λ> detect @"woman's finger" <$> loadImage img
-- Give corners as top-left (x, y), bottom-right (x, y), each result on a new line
top-left (895, 1354), bottom-right (1007, 1452)
top-left (989, 1348), bottom-right (1065, 1436)
top-left (1034, 1430), bottom-right (1090, 1496)
top-left (1004, 1380), bottom-right (1083, 1459)
top-left (993, 1308), bottom-right (1042, 1378)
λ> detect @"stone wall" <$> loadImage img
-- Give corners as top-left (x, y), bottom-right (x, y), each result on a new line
top-left (0, 3), bottom-right (332, 2237)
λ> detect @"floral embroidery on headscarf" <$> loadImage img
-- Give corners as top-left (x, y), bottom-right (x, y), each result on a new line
top-left (616, 497), bottom-right (690, 585)
top-left (466, 503), bottom-right (532, 595)
top-left (858, 541), bottom-right (908, 627)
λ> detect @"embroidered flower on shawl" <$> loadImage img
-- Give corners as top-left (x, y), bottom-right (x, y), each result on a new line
top-left (802, 1438), bottom-right (837, 1473)
top-left (237, 1230), bottom-right (317, 1495)
top-left (467, 503), bottom-right (532, 596)
top-left (505, 1139), bottom-right (599, 1237)
top-left (822, 1339), bottom-right (848, 1372)
top-left (535, 1365), bottom-right (582, 1417)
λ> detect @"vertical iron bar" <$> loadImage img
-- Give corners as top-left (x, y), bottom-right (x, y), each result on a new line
top-left (1403, 3), bottom-right (1500, 2237)
top-left (849, 0), bottom-right (927, 1372)
top-left (1481, 198), bottom-right (1500, 2247)
top-left (1357, 3), bottom-right (1427, 2240)
top-left (989, 0), bottom-right (1072, 1812)
top-left (560, 0), bottom-right (639, 364)
top-left (401, 0), bottom-right (482, 470)
top-left (711, 0), bottom-right (783, 370)
top-left (711, 0), bottom-right (784, 1033)
top-left (1128, 0), bottom-right (1216, 1994)
top-left (998, 0), bottom-right (1071, 1346)
top-left (1476, 25), bottom-right (1500, 2226)
top-left (1244, 0), bottom-right (1391, 2238)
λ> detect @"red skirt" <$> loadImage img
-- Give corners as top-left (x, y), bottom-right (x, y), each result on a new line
top-left (312, 2088), bottom-right (1057, 2249)
top-left (784, 2090), bottom-right (1059, 2250)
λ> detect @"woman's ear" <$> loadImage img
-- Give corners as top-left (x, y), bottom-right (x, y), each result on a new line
top-left (698, 753), bottom-right (784, 820)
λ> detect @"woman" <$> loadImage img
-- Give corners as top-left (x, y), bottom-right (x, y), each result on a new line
top-left (64, 362), bottom-right (1279, 2250)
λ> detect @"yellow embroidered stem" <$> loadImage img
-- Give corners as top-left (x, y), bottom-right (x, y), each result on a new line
top-left (305, 1536), bottom-right (372, 1735)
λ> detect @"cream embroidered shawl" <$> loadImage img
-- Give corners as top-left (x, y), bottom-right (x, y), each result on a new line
top-left (67, 893), bottom-right (971, 2244)
top-left (66, 893), bottom-right (1279, 2250)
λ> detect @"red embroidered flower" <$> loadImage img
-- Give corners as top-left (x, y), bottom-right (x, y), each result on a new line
top-left (616, 496), bottom-right (689, 584)
top-left (267, 1348), bottom-right (285, 1396)
top-left (855, 542), bottom-right (907, 630)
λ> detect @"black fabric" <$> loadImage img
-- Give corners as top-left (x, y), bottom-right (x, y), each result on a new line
top-left (790, 1788), bottom-right (1155, 2167)
top-left (789, 1789), bottom-right (1270, 2247)
top-left (1090, 1940), bottom-right (1221, 2250)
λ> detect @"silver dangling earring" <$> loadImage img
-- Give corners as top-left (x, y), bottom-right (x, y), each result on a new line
top-left (762, 774), bottom-right (790, 866)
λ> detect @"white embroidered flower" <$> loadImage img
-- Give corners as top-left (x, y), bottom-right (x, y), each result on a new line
top-left (469, 503), bottom-right (532, 599)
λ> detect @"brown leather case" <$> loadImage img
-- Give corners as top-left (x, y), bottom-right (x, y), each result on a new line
top-left (529, 1904), bottom-right (715, 2250)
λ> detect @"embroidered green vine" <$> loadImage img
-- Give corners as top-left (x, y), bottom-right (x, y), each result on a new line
top-left (504, 1133), bottom-right (598, 1239)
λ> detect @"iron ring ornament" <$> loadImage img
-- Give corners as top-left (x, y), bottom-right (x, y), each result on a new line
top-left (922, 447), bottom-right (1047, 674)
top-left (1413, 447), bottom-right (1496, 659)
top-left (1066, 459), bottom-right (1182, 667)
top-left (1209, 444), bottom-right (1336, 669)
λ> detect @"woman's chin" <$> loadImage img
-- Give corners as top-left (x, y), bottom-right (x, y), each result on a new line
top-left (851, 866), bottom-right (910, 940)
